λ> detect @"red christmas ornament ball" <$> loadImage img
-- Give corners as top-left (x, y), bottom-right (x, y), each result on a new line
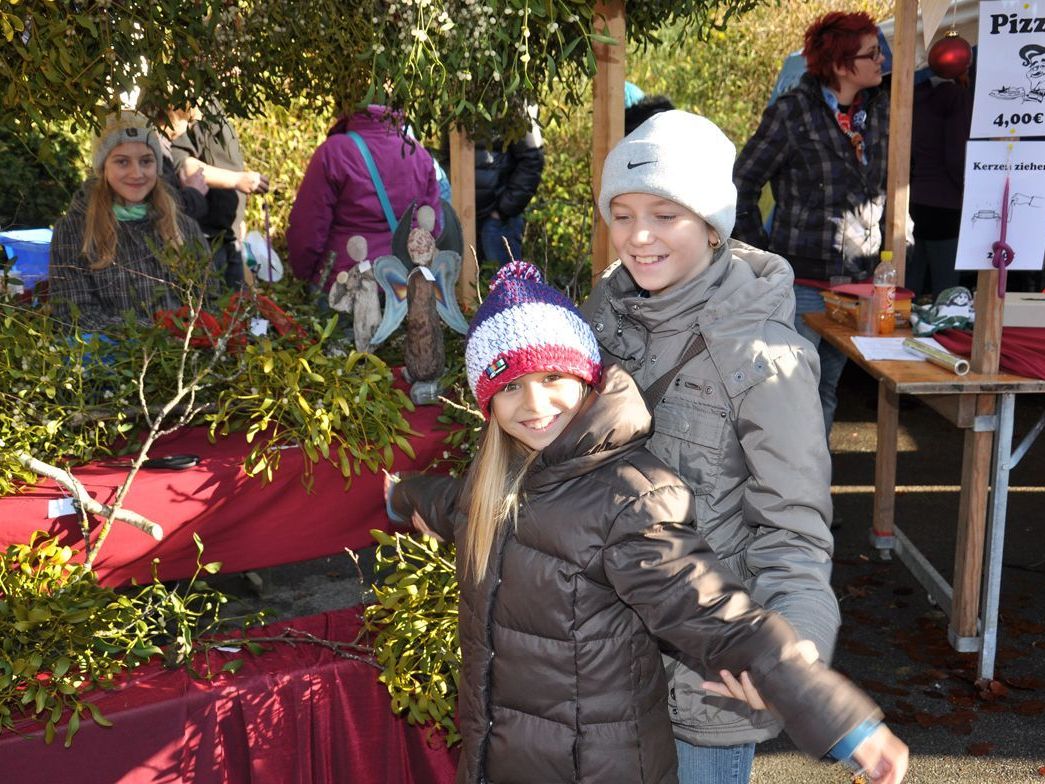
top-left (928, 32), bottom-right (973, 79)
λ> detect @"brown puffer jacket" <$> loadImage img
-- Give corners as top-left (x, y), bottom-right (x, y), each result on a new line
top-left (392, 365), bottom-right (880, 784)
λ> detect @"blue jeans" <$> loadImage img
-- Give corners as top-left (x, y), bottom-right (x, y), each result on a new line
top-left (479, 214), bottom-right (524, 265)
top-left (793, 284), bottom-right (847, 437)
top-left (676, 739), bottom-right (755, 784)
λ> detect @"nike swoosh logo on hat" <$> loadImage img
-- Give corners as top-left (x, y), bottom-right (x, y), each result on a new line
top-left (626, 160), bottom-right (657, 169)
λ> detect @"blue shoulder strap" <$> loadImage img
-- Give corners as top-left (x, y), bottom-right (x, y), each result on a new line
top-left (346, 131), bottom-right (398, 232)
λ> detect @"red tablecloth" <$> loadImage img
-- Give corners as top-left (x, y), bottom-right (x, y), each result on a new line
top-left (0, 608), bottom-right (459, 783)
top-left (0, 403), bottom-right (448, 586)
top-left (936, 326), bottom-right (1045, 381)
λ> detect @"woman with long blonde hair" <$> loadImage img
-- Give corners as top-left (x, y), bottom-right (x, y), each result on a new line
top-left (49, 110), bottom-right (206, 331)
top-left (386, 261), bottom-right (908, 784)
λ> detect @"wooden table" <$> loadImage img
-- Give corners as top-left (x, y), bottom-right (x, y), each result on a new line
top-left (805, 313), bottom-right (1045, 679)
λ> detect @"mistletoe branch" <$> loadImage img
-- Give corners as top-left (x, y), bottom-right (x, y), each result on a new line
top-left (205, 628), bottom-right (380, 670)
top-left (85, 269), bottom-right (233, 568)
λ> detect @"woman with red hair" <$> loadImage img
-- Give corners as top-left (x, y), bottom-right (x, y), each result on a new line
top-left (733, 11), bottom-right (889, 441)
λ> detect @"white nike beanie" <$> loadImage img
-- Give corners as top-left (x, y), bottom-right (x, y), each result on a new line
top-left (598, 110), bottom-right (737, 242)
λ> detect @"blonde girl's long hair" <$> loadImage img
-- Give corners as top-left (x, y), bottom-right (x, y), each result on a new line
top-left (463, 417), bottom-right (539, 585)
top-left (82, 177), bottom-right (184, 271)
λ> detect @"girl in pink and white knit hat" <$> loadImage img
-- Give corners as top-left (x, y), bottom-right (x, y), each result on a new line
top-left (464, 260), bottom-right (602, 417)
top-left (386, 259), bottom-right (907, 784)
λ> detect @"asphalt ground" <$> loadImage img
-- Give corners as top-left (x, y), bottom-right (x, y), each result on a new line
top-left (219, 362), bottom-right (1045, 784)
top-left (754, 364), bottom-right (1045, 783)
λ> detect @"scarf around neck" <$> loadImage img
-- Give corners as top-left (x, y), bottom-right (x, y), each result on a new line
top-left (113, 203), bottom-right (149, 221)
top-left (821, 86), bottom-right (868, 165)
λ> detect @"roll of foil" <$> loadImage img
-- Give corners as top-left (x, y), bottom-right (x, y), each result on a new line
top-left (902, 338), bottom-right (970, 376)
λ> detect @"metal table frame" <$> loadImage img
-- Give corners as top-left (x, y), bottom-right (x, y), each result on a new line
top-left (806, 313), bottom-right (1045, 679)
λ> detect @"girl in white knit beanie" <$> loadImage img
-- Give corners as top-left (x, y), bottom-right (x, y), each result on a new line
top-left (582, 110), bottom-right (907, 784)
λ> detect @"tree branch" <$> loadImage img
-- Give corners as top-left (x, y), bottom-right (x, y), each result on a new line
top-left (15, 453), bottom-right (163, 541)
top-left (208, 627), bottom-right (379, 670)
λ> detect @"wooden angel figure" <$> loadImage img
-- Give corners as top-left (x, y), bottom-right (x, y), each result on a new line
top-left (327, 236), bottom-right (381, 352)
top-left (371, 204), bottom-right (470, 405)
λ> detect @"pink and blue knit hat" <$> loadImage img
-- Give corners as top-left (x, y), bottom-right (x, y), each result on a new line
top-left (466, 261), bottom-right (602, 417)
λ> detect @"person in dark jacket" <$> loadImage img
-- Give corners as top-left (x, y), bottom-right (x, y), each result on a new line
top-left (154, 110), bottom-right (209, 225)
top-left (470, 114), bottom-right (544, 264)
top-left (388, 261), bottom-right (909, 784)
top-left (908, 73), bottom-right (972, 298)
top-left (733, 11), bottom-right (889, 437)
top-left (170, 102), bottom-right (268, 289)
top-left (137, 102), bottom-right (210, 224)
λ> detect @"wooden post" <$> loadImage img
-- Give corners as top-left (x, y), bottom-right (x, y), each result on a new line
top-left (884, 0), bottom-right (917, 285)
top-left (450, 127), bottom-right (478, 308)
top-left (591, 0), bottom-right (626, 281)
top-left (950, 270), bottom-right (1004, 644)
top-left (872, 381), bottom-right (899, 537)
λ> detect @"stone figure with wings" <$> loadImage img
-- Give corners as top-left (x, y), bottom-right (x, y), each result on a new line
top-left (370, 204), bottom-right (470, 404)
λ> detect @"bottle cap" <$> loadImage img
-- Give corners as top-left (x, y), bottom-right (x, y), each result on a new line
top-left (880, 250), bottom-right (894, 262)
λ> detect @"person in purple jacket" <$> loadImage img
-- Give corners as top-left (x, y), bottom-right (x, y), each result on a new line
top-left (286, 105), bottom-right (442, 289)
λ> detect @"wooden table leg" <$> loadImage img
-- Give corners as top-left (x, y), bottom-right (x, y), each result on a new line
top-left (949, 393), bottom-right (996, 654)
top-left (872, 380), bottom-right (898, 553)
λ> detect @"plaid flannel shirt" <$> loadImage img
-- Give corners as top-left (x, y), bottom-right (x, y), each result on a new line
top-left (732, 73), bottom-right (889, 281)
top-left (48, 181), bottom-right (208, 332)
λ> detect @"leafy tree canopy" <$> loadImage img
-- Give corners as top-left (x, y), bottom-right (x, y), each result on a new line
top-left (1, 0), bottom-right (766, 140)
top-left (0, 0), bottom-right (369, 131)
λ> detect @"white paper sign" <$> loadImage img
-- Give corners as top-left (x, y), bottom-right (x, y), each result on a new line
top-left (956, 140), bottom-right (1045, 269)
top-left (47, 497), bottom-right (76, 518)
top-left (972, 0), bottom-right (1045, 138)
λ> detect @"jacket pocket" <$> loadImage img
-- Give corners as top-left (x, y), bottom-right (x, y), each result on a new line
top-left (649, 378), bottom-right (729, 495)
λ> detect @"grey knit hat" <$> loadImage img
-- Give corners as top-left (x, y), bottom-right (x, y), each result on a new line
top-left (92, 111), bottom-right (164, 174)
top-left (598, 110), bottom-right (737, 242)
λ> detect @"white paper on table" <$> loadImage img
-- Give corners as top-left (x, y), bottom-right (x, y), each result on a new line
top-left (849, 336), bottom-right (949, 361)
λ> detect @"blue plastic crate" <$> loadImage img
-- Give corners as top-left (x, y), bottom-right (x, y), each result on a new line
top-left (0, 228), bottom-right (53, 291)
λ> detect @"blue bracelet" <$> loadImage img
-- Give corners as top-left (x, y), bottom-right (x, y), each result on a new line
top-left (828, 718), bottom-right (881, 764)
top-left (385, 474), bottom-right (406, 523)
top-left (386, 493), bottom-right (406, 523)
